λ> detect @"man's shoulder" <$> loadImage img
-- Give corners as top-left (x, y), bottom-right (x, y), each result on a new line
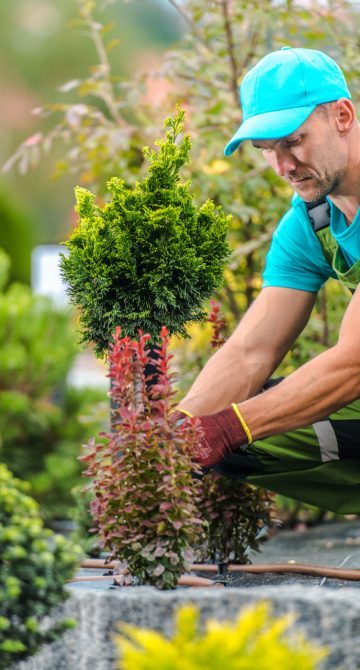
top-left (291, 192), bottom-right (306, 209)
top-left (262, 193), bottom-right (334, 292)
top-left (274, 194), bottom-right (311, 240)
top-left (287, 192), bottom-right (310, 221)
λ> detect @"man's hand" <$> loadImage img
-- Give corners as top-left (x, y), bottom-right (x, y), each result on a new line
top-left (171, 406), bottom-right (250, 468)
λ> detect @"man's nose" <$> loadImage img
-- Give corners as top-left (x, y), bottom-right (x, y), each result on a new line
top-left (270, 148), bottom-right (297, 177)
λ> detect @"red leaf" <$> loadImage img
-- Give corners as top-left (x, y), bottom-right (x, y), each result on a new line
top-left (159, 502), bottom-right (172, 511)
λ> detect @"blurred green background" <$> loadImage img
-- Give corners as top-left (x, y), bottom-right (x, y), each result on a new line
top-left (0, 0), bottom-right (183, 283)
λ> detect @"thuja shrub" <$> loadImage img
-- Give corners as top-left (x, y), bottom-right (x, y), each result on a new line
top-left (115, 602), bottom-right (327, 670)
top-left (80, 326), bottom-right (205, 589)
top-left (196, 302), bottom-right (275, 564)
top-left (60, 109), bottom-right (230, 356)
top-left (0, 464), bottom-right (81, 669)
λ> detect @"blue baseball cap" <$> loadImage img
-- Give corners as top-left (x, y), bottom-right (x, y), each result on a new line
top-left (224, 47), bottom-right (351, 156)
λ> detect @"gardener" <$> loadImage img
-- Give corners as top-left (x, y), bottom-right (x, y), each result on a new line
top-left (175, 47), bottom-right (360, 514)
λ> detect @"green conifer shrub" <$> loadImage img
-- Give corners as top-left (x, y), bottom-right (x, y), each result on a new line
top-left (0, 464), bottom-right (81, 669)
top-left (60, 109), bottom-right (230, 356)
top-left (115, 602), bottom-right (327, 670)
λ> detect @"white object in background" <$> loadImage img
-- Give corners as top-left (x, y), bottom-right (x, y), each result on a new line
top-left (67, 351), bottom-right (109, 390)
top-left (31, 244), bottom-right (69, 306)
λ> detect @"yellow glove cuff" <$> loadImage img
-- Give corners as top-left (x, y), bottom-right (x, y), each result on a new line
top-left (170, 407), bottom-right (193, 418)
top-left (231, 403), bottom-right (252, 444)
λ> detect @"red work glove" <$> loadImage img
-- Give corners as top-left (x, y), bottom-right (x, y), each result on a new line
top-left (171, 406), bottom-right (250, 468)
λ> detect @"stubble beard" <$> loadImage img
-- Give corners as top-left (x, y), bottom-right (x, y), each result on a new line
top-left (292, 170), bottom-right (344, 204)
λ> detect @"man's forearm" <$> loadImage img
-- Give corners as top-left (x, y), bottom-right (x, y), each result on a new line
top-left (238, 343), bottom-right (360, 441)
top-left (187, 341), bottom-right (360, 469)
top-left (179, 341), bottom-right (275, 415)
top-left (178, 287), bottom-right (316, 417)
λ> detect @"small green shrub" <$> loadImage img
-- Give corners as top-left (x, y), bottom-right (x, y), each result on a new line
top-left (25, 386), bottom-right (108, 522)
top-left (0, 190), bottom-right (34, 284)
top-left (0, 248), bottom-right (107, 521)
top-left (115, 601), bottom-right (327, 670)
top-left (0, 248), bottom-right (10, 292)
top-left (61, 108), bottom-right (230, 356)
top-left (0, 464), bottom-right (82, 669)
top-left (0, 283), bottom-right (74, 398)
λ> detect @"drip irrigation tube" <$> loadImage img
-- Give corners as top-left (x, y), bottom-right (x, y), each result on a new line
top-left (79, 558), bottom-right (360, 582)
top-left (68, 573), bottom-right (222, 588)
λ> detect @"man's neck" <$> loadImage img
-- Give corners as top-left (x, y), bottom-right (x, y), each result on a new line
top-left (329, 129), bottom-right (360, 224)
top-left (329, 194), bottom-right (360, 225)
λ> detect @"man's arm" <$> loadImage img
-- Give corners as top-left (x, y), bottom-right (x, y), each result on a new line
top-left (239, 286), bottom-right (360, 440)
top-left (179, 286), bottom-right (316, 416)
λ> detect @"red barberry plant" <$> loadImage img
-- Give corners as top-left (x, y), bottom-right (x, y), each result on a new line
top-left (80, 326), bottom-right (205, 590)
top-left (196, 302), bottom-right (276, 565)
top-left (208, 299), bottom-right (227, 350)
top-left (197, 473), bottom-right (275, 565)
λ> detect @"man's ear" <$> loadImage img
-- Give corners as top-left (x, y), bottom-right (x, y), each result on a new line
top-left (334, 98), bottom-right (356, 135)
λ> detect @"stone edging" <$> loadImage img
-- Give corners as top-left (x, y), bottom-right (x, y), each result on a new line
top-left (14, 584), bottom-right (360, 669)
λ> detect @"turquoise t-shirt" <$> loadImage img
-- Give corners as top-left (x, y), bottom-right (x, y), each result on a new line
top-left (262, 194), bottom-right (360, 292)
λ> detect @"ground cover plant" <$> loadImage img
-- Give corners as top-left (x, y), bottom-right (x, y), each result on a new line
top-left (115, 601), bottom-right (327, 670)
top-left (0, 464), bottom-right (81, 669)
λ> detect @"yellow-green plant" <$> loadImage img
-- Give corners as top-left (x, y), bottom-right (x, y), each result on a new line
top-left (0, 464), bottom-right (82, 668)
top-left (115, 602), bottom-right (327, 670)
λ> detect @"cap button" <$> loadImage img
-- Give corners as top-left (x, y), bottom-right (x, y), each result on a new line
top-left (281, 46), bottom-right (291, 50)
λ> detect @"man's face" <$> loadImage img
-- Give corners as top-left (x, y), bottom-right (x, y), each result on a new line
top-left (251, 106), bottom-right (347, 202)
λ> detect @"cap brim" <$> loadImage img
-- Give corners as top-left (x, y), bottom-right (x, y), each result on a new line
top-left (224, 104), bottom-right (317, 156)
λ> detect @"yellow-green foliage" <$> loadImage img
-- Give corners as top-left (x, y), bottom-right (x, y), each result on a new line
top-left (115, 602), bottom-right (327, 670)
top-left (0, 463), bottom-right (82, 668)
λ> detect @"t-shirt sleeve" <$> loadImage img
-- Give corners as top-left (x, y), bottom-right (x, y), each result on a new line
top-left (262, 203), bottom-right (335, 292)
